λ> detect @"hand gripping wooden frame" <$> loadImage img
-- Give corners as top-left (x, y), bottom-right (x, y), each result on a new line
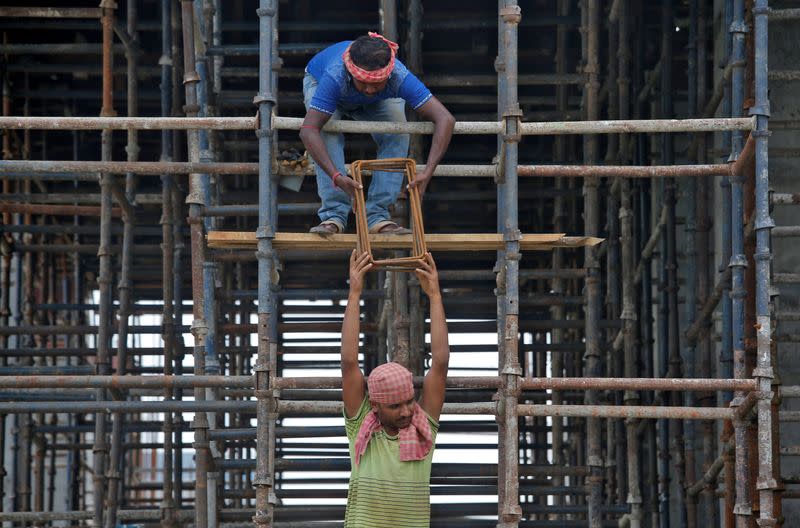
top-left (350, 158), bottom-right (427, 271)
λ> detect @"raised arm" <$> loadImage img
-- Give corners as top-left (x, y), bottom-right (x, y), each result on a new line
top-left (408, 97), bottom-right (455, 196)
top-left (417, 253), bottom-right (450, 421)
top-left (299, 109), bottom-right (362, 199)
top-left (341, 250), bottom-right (371, 417)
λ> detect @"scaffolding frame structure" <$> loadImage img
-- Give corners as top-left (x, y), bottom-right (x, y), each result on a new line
top-left (0, 1), bottom-right (791, 527)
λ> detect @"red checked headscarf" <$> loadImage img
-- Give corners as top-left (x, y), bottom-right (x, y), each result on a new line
top-left (342, 32), bottom-right (400, 84)
top-left (354, 362), bottom-right (433, 466)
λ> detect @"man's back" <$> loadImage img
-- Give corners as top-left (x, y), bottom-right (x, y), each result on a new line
top-left (344, 396), bottom-right (439, 528)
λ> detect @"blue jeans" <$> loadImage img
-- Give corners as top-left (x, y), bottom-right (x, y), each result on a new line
top-left (303, 73), bottom-right (410, 230)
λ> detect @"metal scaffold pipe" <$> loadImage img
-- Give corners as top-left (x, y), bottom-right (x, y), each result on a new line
top-left (496, 2), bottom-right (522, 526)
top-left (582, 0), bottom-right (603, 525)
top-left (0, 7), bottom-right (103, 18)
top-left (271, 116), bottom-right (753, 135)
top-left (752, 1), bottom-right (779, 525)
top-left (0, 158), bottom-right (753, 178)
top-left (0, 115), bottom-right (753, 134)
top-left (254, 1), bottom-right (278, 528)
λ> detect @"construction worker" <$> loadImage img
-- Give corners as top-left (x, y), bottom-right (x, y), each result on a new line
top-left (340, 250), bottom-right (450, 527)
top-left (300, 32), bottom-right (455, 235)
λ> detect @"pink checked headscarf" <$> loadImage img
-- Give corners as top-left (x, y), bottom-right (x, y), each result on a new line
top-left (354, 362), bottom-right (433, 466)
top-left (342, 32), bottom-right (399, 84)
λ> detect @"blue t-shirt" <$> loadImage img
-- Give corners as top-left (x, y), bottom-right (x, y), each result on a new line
top-left (306, 41), bottom-right (433, 115)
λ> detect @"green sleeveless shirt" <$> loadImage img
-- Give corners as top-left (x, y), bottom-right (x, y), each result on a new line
top-left (343, 396), bottom-right (439, 527)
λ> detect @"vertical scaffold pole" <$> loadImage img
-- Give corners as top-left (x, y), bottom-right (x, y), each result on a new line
top-left (694, 1), bottom-right (719, 524)
top-left (105, 1), bottom-right (138, 524)
top-left (254, 2), bottom-right (277, 528)
top-left (497, 2), bottom-right (522, 527)
top-left (661, 0), bottom-right (688, 524)
top-left (752, 1), bottom-right (778, 525)
top-left (550, 0), bottom-right (571, 515)
top-left (159, 1), bottom-right (178, 525)
top-left (380, 0), bottom-right (398, 43)
top-left (179, 1), bottom-right (211, 526)
top-left (582, 0), bottom-right (603, 525)
top-left (193, 2), bottom-right (220, 523)
top-left (171, 1), bottom-right (187, 501)
top-left (685, 2), bottom-right (699, 527)
top-left (495, 0), bottom-right (508, 513)
top-left (93, 3), bottom-right (116, 527)
top-left (720, 2), bottom-right (735, 525)
top-left (617, 1), bottom-right (641, 525)
top-left (729, 0), bottom-right (751, 526)
top-left (605, 6), bottom-right (623, 505)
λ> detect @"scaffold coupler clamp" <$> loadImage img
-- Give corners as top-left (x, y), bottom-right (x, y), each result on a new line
top-left (503, 229), bottom-right (523, 262)
top-left (499, 5), bottom-right (522, 25)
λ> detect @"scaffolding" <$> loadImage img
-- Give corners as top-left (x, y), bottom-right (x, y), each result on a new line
top-left (0, 1), bottom-right (792, 527)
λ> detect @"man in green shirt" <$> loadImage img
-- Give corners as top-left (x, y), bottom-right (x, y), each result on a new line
top-left (341, 250), bottom-right (450, 527)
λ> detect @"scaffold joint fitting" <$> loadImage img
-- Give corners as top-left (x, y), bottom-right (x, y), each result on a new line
top-left (502, 107), bottom-right (523, 144)
top-left (753, 367), bottom-right (775, 380)
top-left (256, 7), bottom-right (277, 17)
top-left (499, 6), bottom-right (522, 24)
top-left (749, 105), bottom-right (771, 118)
top-left (729, 255), bottom-right (748, 268)
top-left (502, 364), bottom-right (522, 376)
top-left (182, 72), bottom-right (200, 85)
top-left (754, 206), bottom-right (776, 229)
top-left (587, 456), bottom-right (604, 468)
top-left (253, 92), bottom-right (276, 106)
top-left (729, 20), bottom-right (748, 34)
top-left (256, 226), bottom-right (275, 240)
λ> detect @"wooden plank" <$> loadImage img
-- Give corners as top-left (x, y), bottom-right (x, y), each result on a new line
top-left (527, 236), bottom-right (606, 250)
top-left (207, 232), bottom-right (603, 251)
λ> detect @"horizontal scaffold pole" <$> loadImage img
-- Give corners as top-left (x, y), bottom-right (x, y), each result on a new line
top-left (272, 376), bottom-right (755, 392)
top-left (0, 398), bottom-right (740, 420)
top-left (2, 375), bottom-right (753, 392)
top-left (0, 136), bottom-right (752, 179)
top-left (0, 160), bottom-right (741, 178)
top-left (206, 232), bottom-right (603, 251)
top-left (0, 116), bottom-right (256, 130)
top-left (0, 375), bottom-right (253, 389)
top-left (769, 8), bottom-right (800, 20)
top-left (0, 115), bottom-right (754, 135)
top-left (0, 7), bottom-right (102, 18)
top-left (516, 404), bottom-right (734, 420)
top-left (273, 115), bottom-right (754, 135)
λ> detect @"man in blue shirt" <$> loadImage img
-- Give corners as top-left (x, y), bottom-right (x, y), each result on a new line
top-left (300, 33), bottom-right (455, 235)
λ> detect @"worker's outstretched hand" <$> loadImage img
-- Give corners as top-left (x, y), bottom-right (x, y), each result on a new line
top-left (414, 252), bottom-right (441, 299)
top-left (348, 250), bottom-right (372, 295)
top-left (407, 168), bottom-right (432, 196)
top-left (335, 174), bottom-right (362, 200)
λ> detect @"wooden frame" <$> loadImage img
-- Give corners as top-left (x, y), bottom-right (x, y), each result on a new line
top-left (350, 158), bottom-right (427, 271)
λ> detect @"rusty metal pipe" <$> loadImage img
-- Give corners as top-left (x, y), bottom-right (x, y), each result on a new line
top-left (0, 203), bottom-right (123, 217)
top-left (0, 115), bottom-right (753, 134)
top-left (0, 115), bottom-right (255, 130)
top-left (0, 159), bottom-right (750, 179)
top-left (179, 2), bottom-right (211, 526)
top-left (582, 0), bottom-right (603, 524)
top-left (770, 8), bottom-right (800, 19)
top-left (0, 7), bottom-right (102, 18)
top-left (517, 404), bottom-right (733, 420)
top-left (272, 115), bottom-right (753, 135)
top-left (0, 375), bottom-right (252, 389)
